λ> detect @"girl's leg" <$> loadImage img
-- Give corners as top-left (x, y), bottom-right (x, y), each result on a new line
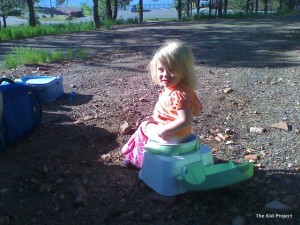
top-left (145, 123), bottom-right (167, 143)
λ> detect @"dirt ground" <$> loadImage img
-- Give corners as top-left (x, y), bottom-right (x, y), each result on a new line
top-left (0, 16), bottom-right (300, 225)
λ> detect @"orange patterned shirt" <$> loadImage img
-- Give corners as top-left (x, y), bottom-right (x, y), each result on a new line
top-left (152, 83), bottom-right (202, 137)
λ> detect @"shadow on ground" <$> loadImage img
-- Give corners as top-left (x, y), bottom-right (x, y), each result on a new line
top-left (1, 16), bottom-right (300, 69)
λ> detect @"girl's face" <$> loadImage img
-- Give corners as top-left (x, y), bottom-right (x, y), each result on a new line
top-left (157, 61), bottom-right (181, 89)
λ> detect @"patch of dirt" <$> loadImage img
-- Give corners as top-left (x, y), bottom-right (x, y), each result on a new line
top-left (0, 16), bottom-right (299, 225)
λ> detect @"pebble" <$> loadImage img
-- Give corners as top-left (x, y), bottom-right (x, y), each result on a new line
top-left (264, 200), bottom-right (292, 212)
top-left (148, 192), bottom-right (176, 205)
top-left (69, 185), bottom-right (87, 205)
top-left (123, 210), bottom-right (135, 220)
top-left (270, 121), bottom-right (289, 131)
top-left (39, 184), bottom-right (52, 193)
top-left (229, 205), bottom-right (240, 214)
top-left (141, 213), bottom-right (153, 221)
top-left (55, 178), bottom-right (64, 185)
top-left (120, 121), bottom-right (131, 134)
top-left (249, 127), bottom-right (266, 133)
top-left (0, 216), bottom-right (9, 225)
top-left (244, 154), bottom-right (259, 161)
top-left (231, 215), bottom-right (245, 225)
top-left (223, 87), bottom-right (233, 94)
top-left (281, 195), bottom-right (296, 205)
top-left (0, 189), bottom-right (9, 195)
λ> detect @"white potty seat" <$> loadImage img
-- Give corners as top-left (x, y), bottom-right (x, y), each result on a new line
top-left (143, 134), bottom-right (200, 156)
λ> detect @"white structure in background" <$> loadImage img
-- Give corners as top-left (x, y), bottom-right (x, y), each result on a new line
top-left (129, 0), bottom-right (174, 11)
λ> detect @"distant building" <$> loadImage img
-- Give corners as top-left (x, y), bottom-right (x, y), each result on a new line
top-left (129, 0), bottom-right (174, 10)
top-left (57, 6), bottom-right (83, 17)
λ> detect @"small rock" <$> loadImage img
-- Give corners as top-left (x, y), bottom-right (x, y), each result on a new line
top-left (244, 154), bottom-right (259, 161)
top-left (217, 133), bottom-right (230, 141)
top-left (245, 149), bottom-right (255, 154)
top-left (249, 127), bottom-right (266, 133)
top-left (210, 125), bottom-right (224, 134)
top-left (264, 200), bottom-right (293, 212)
top-left (255, 163), bottom-right (264, 168)
top-left (139, 97), bottom-right (148, 102)
top-left (270, 121), bottom-right (289, 131)
top-left (0, 188), bottom-right (9, 195)
top-left (55, 178), bottom-right (64, 185)
top-left (135, 118), bottom-right (142, 127)
top-left (83, 115), bottom-right (94, 121)
top-left (229, 205), bottom-right (240, 214)
top-left (141, 213), bottom-right (153, 221)
top-left (214, 136), bottom-right (223, 142)
top-left (148, 192), bottom-right (176, 205)
top-left (43, 165), bottom-right (49, 174)
top-left (225, 140), bottom-right (235, 145)
top-left (36, 67), bottom-right (49, 72)
top-left (281, 195), bottom-right (296, 205)
top-left (69, 185), bottom-right (87, 205)
top-left (225, 128), bottom-right (235, 135)
top-left (39, 184), bottom-right (52, 193)
top-left (0, 216), bottom-right (10, 225)
top-left (223, 87), bottom-right (233, 94)
top-left (120, 121), bottom-right (131, 134)
top-left (231, 215), bottom-right (245, 225)
top-left (123, 210), bottom-right (135, 220)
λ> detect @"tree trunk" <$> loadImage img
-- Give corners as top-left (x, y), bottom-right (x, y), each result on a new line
top-left (50, 0), bottom-right (54, 17)
top-left (255, 0), bottom-right (258, 13)
top-left (264, 0), bottom-right (268, 14)
top-left (246, 0), bottom-right (250, 13)
top-left (106, 0), bottom-right (112, 19)
top-left (138, 0), bottom-right (143, 23)
top-left (217, 0), bottom-right (222, 18)
top-left (112, 0), bottom-right (118, 20)
top-left (224, 0), bottom-right (228, 15)
top-left (93, 0), bottom-right (100, 29)
top-left (27, 0), bottom-right (37, 27)
top-left (178, 0), bottom-right (182, 20)
top-left (1, 16), bottom-right (7, 28)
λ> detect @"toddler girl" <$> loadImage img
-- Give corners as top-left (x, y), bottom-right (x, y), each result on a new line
top-left (121, 39), bottom-right (202, 168)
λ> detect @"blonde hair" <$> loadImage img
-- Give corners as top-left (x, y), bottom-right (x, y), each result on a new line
top-left (149, 39), bottom-right (197, 89)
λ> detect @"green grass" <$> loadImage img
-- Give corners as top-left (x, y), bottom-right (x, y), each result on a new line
top-left (0, 17), bottom-right (140, 41)
top-left (0, 46), bottom-right (88, 70)
top-left (0, 21), bottom-right (95, 41)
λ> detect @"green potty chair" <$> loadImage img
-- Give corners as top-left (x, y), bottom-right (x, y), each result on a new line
top-left (177, 160), bottom-right (254, 191)
top-left (139, 135), bottom-right (254, 196)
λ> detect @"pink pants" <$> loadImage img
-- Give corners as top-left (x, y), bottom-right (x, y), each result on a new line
top-left (121, 121), bottom-right (149, 168)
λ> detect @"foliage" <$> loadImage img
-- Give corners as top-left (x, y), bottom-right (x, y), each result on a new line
top-left (81, 3), bottom-right (93, 16)
top-left (0, 0), bottom-right (23, 16)
top-left (0, 0), bottom-right (25, 28)
top-left (99, 0), bottom-right (108, 20)
top-left (55, 0), bottom-right (66, 6)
